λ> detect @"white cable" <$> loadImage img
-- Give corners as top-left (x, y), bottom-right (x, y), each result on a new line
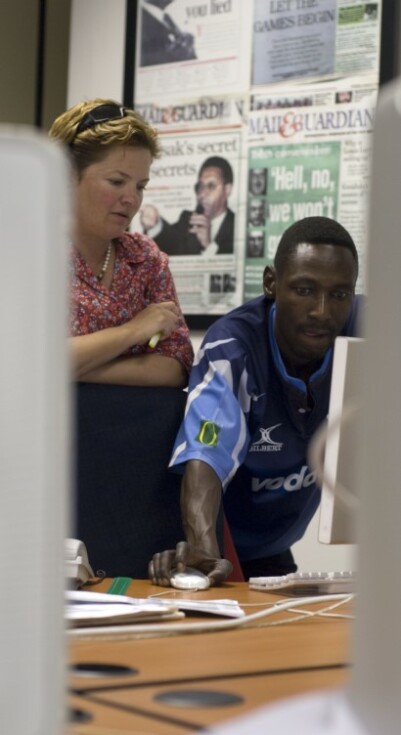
top-left (68, 592), bottom-right (354, 640)
top-left (260, 595), bottom-right (355, 627)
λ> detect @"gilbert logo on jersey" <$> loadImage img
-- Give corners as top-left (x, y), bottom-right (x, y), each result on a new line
top-left (250, 424), bottom-right (283, 452)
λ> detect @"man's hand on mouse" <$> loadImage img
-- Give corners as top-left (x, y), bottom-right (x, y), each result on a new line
top-left (148, 541), bottom-right (233, 587)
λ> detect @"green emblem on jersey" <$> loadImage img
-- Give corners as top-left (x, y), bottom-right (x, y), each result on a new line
top-left (196, 420), bottom-right (220, 447)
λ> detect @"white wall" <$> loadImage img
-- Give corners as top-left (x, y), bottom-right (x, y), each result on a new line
top-left (68, 0), bottom-right (354, 573)
top-left (68, 0), bottom-right (127, 106)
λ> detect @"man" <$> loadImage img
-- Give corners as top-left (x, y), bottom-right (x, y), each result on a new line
top-left (149, 216), bottom-right (363, 586)
top-left (141, 156), bottom-right (235, 256)
top-left (248, 198), bottom-right (265, 227)
top-left (140, 0), bottom-right (196, 67)
top-left (247, 231), bottom-right (264, 258)
top-left (248, 167), bottom-right (268, 196)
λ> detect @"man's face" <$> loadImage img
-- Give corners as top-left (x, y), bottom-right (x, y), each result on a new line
top-left (249, 199), bottom-right (264, 226)
top-left (249, 169), bottom-right (266, 195)
top-left (195, 166), bottom-right (231, 219)
top-left (248, 233), bottom-right (264, 257)
top-left (265, 242), bottom-right (357, 370)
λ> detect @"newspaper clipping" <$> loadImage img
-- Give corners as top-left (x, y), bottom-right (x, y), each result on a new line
top-left (135, 0), bottom-right (252, 100)
top-left (252, 0), bottom-right (381, 86)
top-left (132, 1), bottom-right (381, 314)
top-left (133, 123), bottom-right (246, 315)
top-left (245, 82), bottom-right (376, 300)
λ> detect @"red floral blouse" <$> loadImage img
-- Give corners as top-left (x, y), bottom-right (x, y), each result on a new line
top-left (70, 231), bottom-right (193, 374)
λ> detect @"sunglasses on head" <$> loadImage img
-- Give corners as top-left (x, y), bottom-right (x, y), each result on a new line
top-left (73, 103), bottom-right (127, 139)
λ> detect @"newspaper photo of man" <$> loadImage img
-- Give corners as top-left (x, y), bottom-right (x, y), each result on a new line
top-left (140, 0), bottom-right (197, 67)
top-left (140, 156), bottom-right (235, 256)
top-left (248, 167), bottom-right (268, 196)
top-left (248, 198), bottom-right (266, 227)
top-left (247, 231), bottom-right (264, 258)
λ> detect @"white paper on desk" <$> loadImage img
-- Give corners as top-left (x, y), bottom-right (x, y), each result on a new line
top-left (66, 590), bottom-right (179, 626)
top-left (157, 598), bottom-right (245, 618)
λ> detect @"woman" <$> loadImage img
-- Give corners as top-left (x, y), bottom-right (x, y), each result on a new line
top-left (49, 98), bottom-right (193, 386)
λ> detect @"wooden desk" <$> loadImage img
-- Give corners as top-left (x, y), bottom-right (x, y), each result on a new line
top-left (67, 580), bottom-right (353, 734)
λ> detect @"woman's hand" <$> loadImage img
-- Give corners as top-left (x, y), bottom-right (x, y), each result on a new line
top-left (122, 301), bottom-right (181, 346)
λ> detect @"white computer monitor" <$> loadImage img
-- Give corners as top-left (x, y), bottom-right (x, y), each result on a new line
top-left (316, 336), bottom-right (365, 545)
top-left (0, 127), bottom-right (70, 735)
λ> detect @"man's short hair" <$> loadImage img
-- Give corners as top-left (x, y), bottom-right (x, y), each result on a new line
top-left (274, 216), bottom-right (359, 275)
top-left (199, 156), bottom-right (234, 185)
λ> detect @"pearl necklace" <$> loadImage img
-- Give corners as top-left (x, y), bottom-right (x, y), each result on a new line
top-left (96, 242), bottom-right (113, 281)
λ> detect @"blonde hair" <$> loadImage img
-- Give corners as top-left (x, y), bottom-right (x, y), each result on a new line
top-left (48, 98), bottom-right (160, 175)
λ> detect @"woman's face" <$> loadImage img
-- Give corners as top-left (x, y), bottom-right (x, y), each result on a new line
top-left (74, 145), bottom-right (152, 244)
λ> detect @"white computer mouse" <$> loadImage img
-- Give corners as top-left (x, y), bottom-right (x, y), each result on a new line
top-left (170, 567), bottom-right (211, 590)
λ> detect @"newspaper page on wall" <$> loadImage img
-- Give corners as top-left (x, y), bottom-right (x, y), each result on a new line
top-left (132, 1), bottom-right (253, 316)
top-left (131, 1), bottom-right (381, 314)
top-left (252, 0), bottom-right (381, 86)
top-left (131, 94), bottom-right (248, 315)
top-left (134, 0), bottom-right (253, 100)
top-left (244, 77), bottom-right (377, 302)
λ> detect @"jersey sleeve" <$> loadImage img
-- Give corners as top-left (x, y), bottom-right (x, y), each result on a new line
top-left (169, 332), bottom-right (253, 488)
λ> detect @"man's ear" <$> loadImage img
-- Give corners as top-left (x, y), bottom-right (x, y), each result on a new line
top-left (263, 265), bottom-right (276, 298)
top-left (224, 183), bottom-right (233, 200)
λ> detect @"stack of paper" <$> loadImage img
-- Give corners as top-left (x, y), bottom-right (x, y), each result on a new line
top-left (157, 598), bottom-right (245, 618)
top-left (66, 591), bottom-right (245, 628)
top-left (66, 591), bottom-right (181, 627)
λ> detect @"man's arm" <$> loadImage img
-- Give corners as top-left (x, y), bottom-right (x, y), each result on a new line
top-left (148, 459), bottom-right (233, 586)
top-left (149, 324), bottom-right (250, 586)
top-left (181, 460), bottom-right (221, 556)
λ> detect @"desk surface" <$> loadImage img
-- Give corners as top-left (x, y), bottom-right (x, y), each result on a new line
top-left (67, 579), bottom-right (353, 734)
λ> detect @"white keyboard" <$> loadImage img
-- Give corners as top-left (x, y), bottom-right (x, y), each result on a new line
top-left (249, 570), bottom-right (356, 595)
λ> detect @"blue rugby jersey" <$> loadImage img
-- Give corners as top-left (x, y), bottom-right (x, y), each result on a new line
top-left (170, 295), bottom-right (362, 561)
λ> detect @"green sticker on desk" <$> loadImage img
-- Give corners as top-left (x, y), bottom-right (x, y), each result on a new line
top-left (107, 577), bottom-right (133, 596)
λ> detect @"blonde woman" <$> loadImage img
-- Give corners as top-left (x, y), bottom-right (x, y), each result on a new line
top-left (49, 99), bottom-right (193, 387)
